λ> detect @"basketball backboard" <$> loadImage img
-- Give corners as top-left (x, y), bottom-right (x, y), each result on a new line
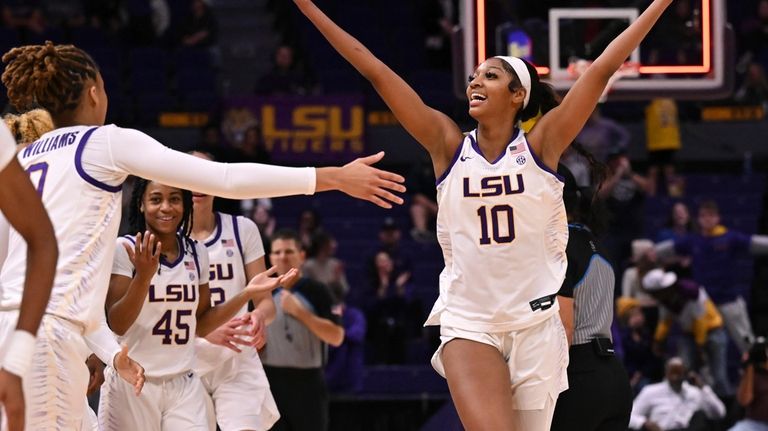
top-left (460, 0), bottom-right (733, 100)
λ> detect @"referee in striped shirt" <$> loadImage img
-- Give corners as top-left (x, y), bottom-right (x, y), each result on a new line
top-left (551, 164), bottom-right (633, 431)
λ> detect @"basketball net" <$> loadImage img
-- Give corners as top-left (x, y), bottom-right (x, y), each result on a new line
top-left (567, 58), bottom-right (640, 103)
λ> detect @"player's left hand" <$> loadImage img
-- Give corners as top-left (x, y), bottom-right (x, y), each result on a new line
top-left (85, 354), bottom-right (105, 396)
top-left (336, 152), bottom-right (406, 209)
top-left (246, 309), bottom-right (267, 349)
top-left (0, 369), bottom-right (24, 431)
top-left (113, 345), bottom-right (145, 396)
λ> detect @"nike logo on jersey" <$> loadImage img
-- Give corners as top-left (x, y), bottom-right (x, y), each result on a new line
top-left (460, 155), bottom-right (473, 161)
top-left (463, 174), bottom-right (525, 197)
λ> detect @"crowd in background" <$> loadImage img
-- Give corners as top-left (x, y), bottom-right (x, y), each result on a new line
top-left (2, 1), bottom-right (768, 430)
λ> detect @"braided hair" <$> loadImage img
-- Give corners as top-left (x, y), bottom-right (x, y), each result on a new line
top-left (128, 178), bottom-right (195, 241)
top-left (2, 42), bottom-right (99, 115)
top-left (3, 109), bottom-right (54, 145)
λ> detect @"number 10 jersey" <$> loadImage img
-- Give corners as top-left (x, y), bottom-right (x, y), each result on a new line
top-left (425, 129), bottom-right (569, 332)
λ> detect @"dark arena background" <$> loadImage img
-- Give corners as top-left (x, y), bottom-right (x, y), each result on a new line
top-left (3, 0), bottom-right (767, 429)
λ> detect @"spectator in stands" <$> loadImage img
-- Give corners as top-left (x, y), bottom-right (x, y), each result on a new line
top-left (599, 148), bottom-right (654, 284)
top-left (645, 98), bottom-right (684, 197)
top-left (406, 155), bottom-right (438, 243)
top-left (325, 300), bottom-right (366, 394)
top-left (262, 229), bottom-right (344, 431)
top-left (366, 217), bottom-right (413, 293)
top-left (731, 337), bottom-right (768, 431)
top-left (298, 209), bottom-right (323, 253)
top-left (251, 202), bottom-right (276, 264)
top-left (304, 230), bottom-right (350, 304)
top-left (236, 125), bottom-right (271, 164)
top-left (656, 200), bottom-right (768, 354)
top-left (419, 0), bottom-right (458, 69)
top-left (735, 62), bottom-right (768, 108)
top-left (576, 107), bottom-right (631, 163)
top-left (560, 144), bottom-right (592, 188)
top-left (2, 0), bottom-right (46, 36)
top-left (655, 201), bottom-right (694, 277)
top-left (643, 268), bottom-right (732, 397)
top-left (365, 250), bottom-right (414, 364)
top-left (617, 298), bottom-right (664, 396)
top-left (255, 45), bottom-right (316, 96)
top-left (629, 357), bottom-right (725, 431)
top-left (621, 239), bottom-right (660, 329)
top-left (178, 0), bottom-right (218, 48)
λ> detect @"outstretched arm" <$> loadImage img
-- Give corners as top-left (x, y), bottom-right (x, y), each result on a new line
top-left (530, 0), bottom-right (673, 166)
top-left (108, 128), bottom-right (405, 209)
top-left (293, 0), bottom-right (463, 172)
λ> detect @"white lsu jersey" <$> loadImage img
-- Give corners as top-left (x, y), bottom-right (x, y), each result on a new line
top-left (425, 129), bottom-right (569, 332)
top-left (112, 234), bottom-right (210, 378)
top-left (0, 126), bottom-right (122, 330)
top-left (194, 212), bottom-right (265, 375)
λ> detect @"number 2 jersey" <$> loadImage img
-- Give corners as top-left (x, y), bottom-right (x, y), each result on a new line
top-left (194, 212), bottom-right (265, 375)
top-left (425, 129), bottom-right (569, 332)
top-left (112, 234), bottom-right (210, 378)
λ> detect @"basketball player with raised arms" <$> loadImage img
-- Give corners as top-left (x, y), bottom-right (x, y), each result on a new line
top-left (0, 42), bottom-right (404, 430)
top-left (99, 178), bottom-right (297, 430)
top-left (188, 151), bottom-right (280, 431)
top-left (293, 0), bottom-right (674, 428)
top-left (0, 118), bottom-right (58, 431)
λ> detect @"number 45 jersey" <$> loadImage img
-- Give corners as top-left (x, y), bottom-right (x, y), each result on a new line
top-left (426, 129), bottom-right (569, 332)
top-left (112, 234), bottom-right (210, 378)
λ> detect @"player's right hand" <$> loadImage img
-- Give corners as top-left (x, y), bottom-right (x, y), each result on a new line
top-left (205, 315), bottom-right (252, 353)
top-left (124, 231), bottom-right (161, 279)
top-left (0, 369), bottom-right (24, 431)
top-left (114, 345), bottom-right (145, 396)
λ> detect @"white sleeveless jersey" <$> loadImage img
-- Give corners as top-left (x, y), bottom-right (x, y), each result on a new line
top-left (0, 126), bottom-right (123, 329)
top-left (112, 235), bottom-right (210, 378)
top-left (194, 213), bottom-right (265, 375)
top-left (425, 129), bottom-right (569, 332)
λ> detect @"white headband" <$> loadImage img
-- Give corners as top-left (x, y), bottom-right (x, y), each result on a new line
top-left (494, 56), bottom-right (531, 109)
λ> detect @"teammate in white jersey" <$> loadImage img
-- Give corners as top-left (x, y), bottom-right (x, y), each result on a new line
top-left (0, 117), bottom-right (58, 431)
top-left (100, 179), bottom-right (297, 430)
top-left (294, 0), bottom-right (674, 428)
top-left (0, 42), bottom-right (404, 430)
top-left (189, 151), bottom-right (280, 431)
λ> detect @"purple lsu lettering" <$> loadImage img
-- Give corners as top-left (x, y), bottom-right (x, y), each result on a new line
top-left (463, 174), bottom-right (524, 198)
top-left (148, 284), bottom-right (197, 302)
top-left (208, 263), bottom-right (234, 281)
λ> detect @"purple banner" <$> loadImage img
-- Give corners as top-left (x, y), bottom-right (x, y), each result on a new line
top-left (223, 95), bottom-right (366, 164)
